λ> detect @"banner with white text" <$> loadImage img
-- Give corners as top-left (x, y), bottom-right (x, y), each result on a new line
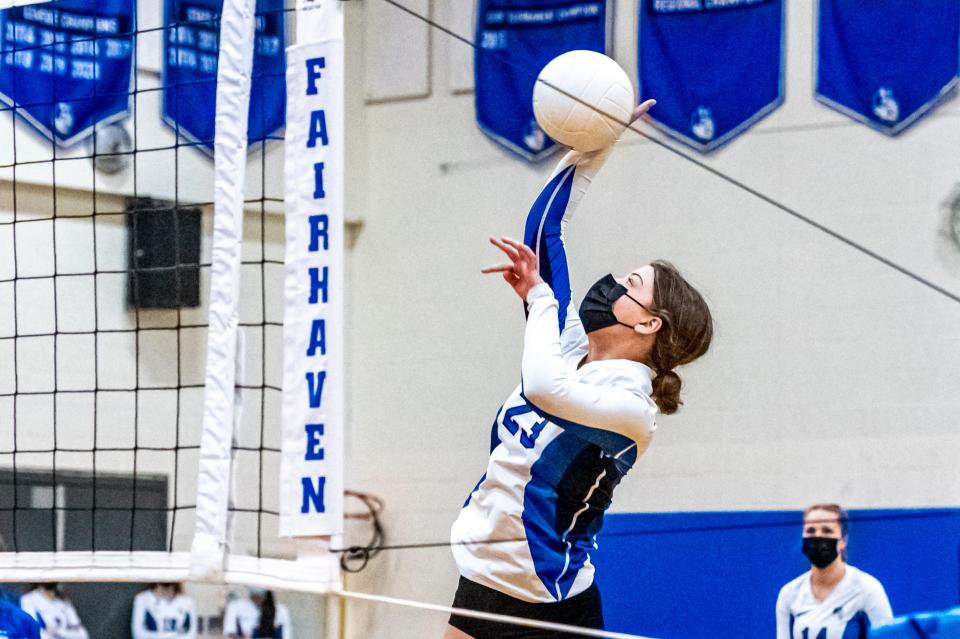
top-left (163, 0), bottom-right (285, 153)
top-left (0, 0), bottom-right (133, 147)
top-left (279, 26), bottom-right (344, 537)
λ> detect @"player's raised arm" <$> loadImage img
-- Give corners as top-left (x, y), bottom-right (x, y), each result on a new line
top-left (522, 100), bottom-right (655, 342)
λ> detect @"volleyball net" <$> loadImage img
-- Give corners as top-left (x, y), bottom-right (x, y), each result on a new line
top-left (0, 0), bottom-right (342, 591)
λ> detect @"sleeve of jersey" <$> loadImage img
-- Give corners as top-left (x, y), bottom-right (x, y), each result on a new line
top-left (521, 283), bottom-right (656, 444)
top-left (277, 606), bottom-right (292, 639)
top-left (181, 599), bottom-right (197, 639)
top-left (56, 602), bottom-right (89, 639)
top-left (130, 594), bottom-right (148, 639)
top-left (18, 596), bottom-right (40, 629)
top-left (774, 587), bottom-right (791, 639)
top-left (222, 603), bottom-right (239, 639)
top-left (863, 579), bottom-right (894, 626)
top-left (523, 146), bottom-right (613, 346)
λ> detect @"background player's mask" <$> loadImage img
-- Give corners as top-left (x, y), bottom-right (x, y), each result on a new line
top-left (578, 274), bottom-right (647, 333)
top-left (802, 536), bottom-right (839, 568)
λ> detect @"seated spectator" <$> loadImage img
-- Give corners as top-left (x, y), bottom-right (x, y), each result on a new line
top-left (132, 583), bottom-right (196, 639)
top-left (223, 588), bottom-right (291, 639)
top-left (19, 584), bottom-right (88, 639)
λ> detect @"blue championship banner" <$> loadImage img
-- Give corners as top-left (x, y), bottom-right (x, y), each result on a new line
top-left (280, 2), bottom-right (344, 538)
top-left (816, 0), bottom-right (960, 136)
top-left (0, 0), bottom-right (133, 147)
top-left (163, 0), bottom-right (285, 152)
top-left (475, 0), bottom-right (608, 161)
top-left (638, 0), bottom-right (783, 152)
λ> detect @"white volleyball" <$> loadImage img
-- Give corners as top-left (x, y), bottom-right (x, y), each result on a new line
top-left (532, 50), bottom-right (635, 152)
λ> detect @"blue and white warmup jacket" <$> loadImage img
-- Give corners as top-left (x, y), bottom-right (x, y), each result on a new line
top-left (451, 147), bottom-right (659, 603)
top-left (776, 565), bottom-right (893, 639)
top-left (131, 590), bottom-right (196, 639)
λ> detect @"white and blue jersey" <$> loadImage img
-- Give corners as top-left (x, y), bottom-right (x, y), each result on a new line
top-left (222, 598), bottom-right (291, 639)
top-left (451, 147), bottom-right (659, 603)
top-left (776, 565), bottom-right (893, 639)
top-left (131, 590), bottom-right (196, 639)
top-left (19, 591), bottom-right (87, 639)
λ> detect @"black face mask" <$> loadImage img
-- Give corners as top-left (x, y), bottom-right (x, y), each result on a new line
top-left (802, 536), bottom-right (839, 569)
top-left (578, 273), bottom-right (650, 334)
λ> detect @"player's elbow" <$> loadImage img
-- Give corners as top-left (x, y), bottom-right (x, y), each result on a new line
top-left (521, 372), bottom-right (569, 410)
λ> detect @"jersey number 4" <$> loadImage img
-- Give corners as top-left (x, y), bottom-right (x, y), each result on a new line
top-left (502, 405), bottom-right (546, 449)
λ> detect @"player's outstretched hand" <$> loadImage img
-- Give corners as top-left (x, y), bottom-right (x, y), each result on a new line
top-left (481, 237), bottom-right (544, 302)
top-left (631, 99), bottom-right (656, 125)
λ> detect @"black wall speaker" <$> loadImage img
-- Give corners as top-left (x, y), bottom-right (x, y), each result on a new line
top-left (126, 198), bottom-right (202, 308)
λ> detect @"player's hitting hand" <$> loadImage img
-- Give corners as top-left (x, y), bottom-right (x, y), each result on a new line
top-left (482, 237), bottom-right (544, 301)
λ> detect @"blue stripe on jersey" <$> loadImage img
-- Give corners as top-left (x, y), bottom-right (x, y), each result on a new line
top-left (465, 411), bottom-right (503, 507)
top-left (524, 164), bottom-right (576, 333)
top-left (789, 613), bottom-right (795, 639)
top-left (842, 611), bottom-right (868, 639)
top-left (522, 392), bottom-right (637, 459)
top-left (463, 472), bottom-right (487, 508)
top-left (522, 431), bottom-right (584, 600)
top-left (144, 610), bottom-right (158, 631)
top-left (522, 430), bottom-right (636, 600)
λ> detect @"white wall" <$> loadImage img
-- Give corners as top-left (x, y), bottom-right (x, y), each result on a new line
top-left (0, 0), bottom-right (958, 637)
top-left (340, 0), bottom-right (960, 636)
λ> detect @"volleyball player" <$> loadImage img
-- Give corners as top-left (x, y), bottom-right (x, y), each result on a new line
top-left (131, 583), bottom-right (196, 639)
top-left (19, 585), bottom-right (88, 639)
top-left (223, 588), bottom-right (291, 639)
top-left (444, 100), bottom-right (715, 638)
top-left (776, 504), bottom-right (893, 639)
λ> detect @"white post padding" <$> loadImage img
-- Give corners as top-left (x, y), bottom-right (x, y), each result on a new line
top-left (190, 0), bottom-right (256, 582)
top-left (279, 0), bottom-right (345, 538)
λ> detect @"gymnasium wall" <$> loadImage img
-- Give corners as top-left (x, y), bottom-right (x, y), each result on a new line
top-left (341, 0), bottom-right (960, 637)
top-left (0, 1), bottom-right (957, 638)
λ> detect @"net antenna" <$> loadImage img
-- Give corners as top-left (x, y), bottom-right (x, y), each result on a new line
top-left (0, 0), bottom-right (343, 592)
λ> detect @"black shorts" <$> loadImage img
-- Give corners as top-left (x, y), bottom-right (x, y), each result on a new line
top-left (448, 576), bottom-right (604, 639)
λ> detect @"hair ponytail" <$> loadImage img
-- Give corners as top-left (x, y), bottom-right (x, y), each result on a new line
top-left (257, 591), bottom-right (276, 639)
top-left (651, 369), bottom-right (682, 415)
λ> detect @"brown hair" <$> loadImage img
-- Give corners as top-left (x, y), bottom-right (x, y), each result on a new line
top-left (803, 503), bottom-right (849, 537)
top-left (648, 260), bottom-right (713, 414)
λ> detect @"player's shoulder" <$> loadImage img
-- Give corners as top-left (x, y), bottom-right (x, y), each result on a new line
top-left (172, 594), bottom-right (193, 607)
top-left (846, 565), bottom-right (887, 596)
top-left (777, 571), bottom-right (810, 602)
top-left (18, 590), bottom-right (41, 606)
top-left (132, 589), bottom-right (153, 603)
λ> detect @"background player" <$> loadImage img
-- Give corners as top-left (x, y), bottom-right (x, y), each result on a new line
top-left (131, 583), bottom-right (196, 639)
top-left (776, 504), bottom-right (893, 639)
top-left (19, 585), bottom-right (88, 639)
top-left (445, 100), bottom-right (715, 638)
top-left (223, 588), bottom-right (291, 639)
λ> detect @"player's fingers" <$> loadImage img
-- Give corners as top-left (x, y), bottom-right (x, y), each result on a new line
top-left (631, 99), bottom-right (656, 123)
top-left (480, 264), bottom-right (514, 274)
top-left (490, 237), bottom-right (520, 261)
top-left (502, 271), bottom-right (518, 284)
top-left (499, 237), bottom-right (533, 267)
top-left (503, 239), bottom-right (537, 271)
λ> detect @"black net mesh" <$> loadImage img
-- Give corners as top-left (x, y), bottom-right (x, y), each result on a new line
top-left (0, 0), bottom-right (288, 562)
